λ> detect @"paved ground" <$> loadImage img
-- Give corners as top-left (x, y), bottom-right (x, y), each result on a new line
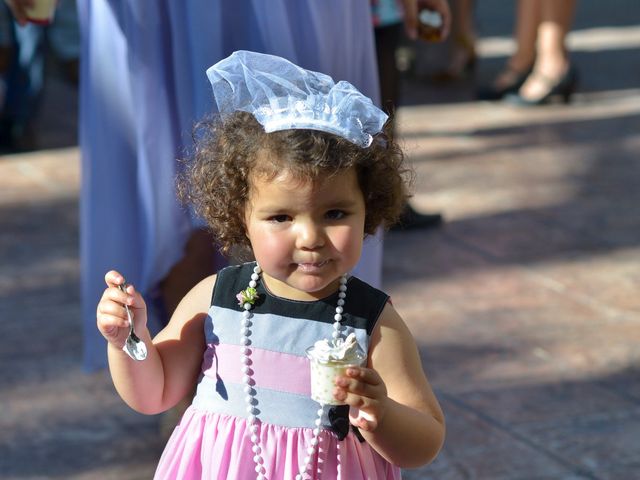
top-left (1, 2), bottom-right (639, 479)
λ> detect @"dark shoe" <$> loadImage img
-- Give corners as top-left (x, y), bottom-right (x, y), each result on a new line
top-left (505, 65), bottom-right (578, 106)
top-left (0, 117), bottom-right (37, 152)
top-left (391, 205), bottom-right (443, 231)
top-left (476, 64), bottom-right (532, 101)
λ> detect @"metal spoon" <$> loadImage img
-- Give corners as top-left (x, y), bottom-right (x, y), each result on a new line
top-left (118, 283), bottom-right (148, 361)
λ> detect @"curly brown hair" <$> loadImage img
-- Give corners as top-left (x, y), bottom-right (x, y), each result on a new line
top-left (177, 111), bottom-right (411, 257)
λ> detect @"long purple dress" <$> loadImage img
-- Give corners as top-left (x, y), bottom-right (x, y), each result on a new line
top-left (77, 0), bottom-right (383, 371)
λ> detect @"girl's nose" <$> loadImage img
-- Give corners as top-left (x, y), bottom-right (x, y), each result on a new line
top-left (295, 220), bottom-right (325, 250)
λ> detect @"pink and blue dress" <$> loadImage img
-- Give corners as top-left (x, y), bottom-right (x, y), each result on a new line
top-left (155, 262), bottom-right (400, 479)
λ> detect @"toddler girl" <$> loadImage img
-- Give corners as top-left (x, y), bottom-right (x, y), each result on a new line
top-left (97, 50), bottom-right (445, 479)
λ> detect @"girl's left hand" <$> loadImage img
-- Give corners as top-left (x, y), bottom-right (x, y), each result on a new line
top-left (333, 367), bottom-right (389, 432)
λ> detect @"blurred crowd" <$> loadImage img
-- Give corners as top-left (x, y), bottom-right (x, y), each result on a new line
top-left (0, 0), bottom-right (581, 374)
top-left (0, 0), bottom-right (580, 154)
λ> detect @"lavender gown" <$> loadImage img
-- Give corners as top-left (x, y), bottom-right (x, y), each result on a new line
top-left (78, 0), bottom-right (383, 371)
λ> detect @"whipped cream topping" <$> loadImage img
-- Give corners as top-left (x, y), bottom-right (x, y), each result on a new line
top-left (308, 332), bottom-right (364, 364)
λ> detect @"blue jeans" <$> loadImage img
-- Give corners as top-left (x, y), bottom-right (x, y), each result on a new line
top-left (1, 0), bottom-right (79, 135)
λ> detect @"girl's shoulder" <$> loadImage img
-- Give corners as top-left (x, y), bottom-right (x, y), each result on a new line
top-left (179, 273), bottom-right (218, 314)
top-left (210, 262), bottom-right (256, 308)
top-left (345, 275), bottom-right (391, 330)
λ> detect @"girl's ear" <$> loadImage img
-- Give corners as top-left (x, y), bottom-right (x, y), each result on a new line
top-left (243, 205), bottom-right (252, 242)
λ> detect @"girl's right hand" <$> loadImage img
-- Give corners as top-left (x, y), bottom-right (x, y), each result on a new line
top-left (96, 270), bottom-right (148, 349)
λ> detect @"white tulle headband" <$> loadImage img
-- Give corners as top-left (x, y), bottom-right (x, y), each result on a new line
top-left (206, 50), bottom-right (388, 148)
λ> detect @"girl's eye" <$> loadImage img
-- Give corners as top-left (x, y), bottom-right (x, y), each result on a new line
top-left (326, 210), bottom-right (346, 220)
top-left (269, 214), bottom-right (291, 223)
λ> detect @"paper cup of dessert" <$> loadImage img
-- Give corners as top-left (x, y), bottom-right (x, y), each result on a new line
top-left (306, 333), bottom-right (366, 405)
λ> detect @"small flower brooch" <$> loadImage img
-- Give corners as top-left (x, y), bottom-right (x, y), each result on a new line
top-left (236, 286), bottom-right (259, 307)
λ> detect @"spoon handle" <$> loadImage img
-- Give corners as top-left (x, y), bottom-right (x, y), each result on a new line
top-left (118, 283), bottom-right (134, 333)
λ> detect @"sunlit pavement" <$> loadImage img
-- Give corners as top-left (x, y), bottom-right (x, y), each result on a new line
top-left (1, 2), bottom-right (639, 478)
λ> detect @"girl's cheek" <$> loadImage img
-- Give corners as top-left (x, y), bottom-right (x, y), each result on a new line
top-left (252, 231), bottom-right (287, 256)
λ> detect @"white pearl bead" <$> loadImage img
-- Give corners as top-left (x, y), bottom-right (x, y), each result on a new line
top-left (303, 456), bottom-right (310, 466)
top-left (248, 414), bottom-right (257, 424)
top-left (251, 434), bottom-right (259, 443)
top-left (334, 313), bottom-right (342, 321)
top-left (317, 408), bottom-right (324, 416)
top-left (313, 428), bottom-right (320, 436)
top-left (311, 437), bottom-right (318, 446)
top-left (253, 265), bottom-right (261, 274)
top-left (307, 446), bottom-right (316, 455)
top-left (244, 385), bottom-right (252, 394)
top-left (340, 275), bottom-right (347, 284)
top-left (242, 347), bottom-right (251, 355)
top-left (249, 280), bottom-right (257, 288)
top-left (337, 298), bottom-right (345, 306)
top-left (250, 424), bottom-right (259, 433)
top-left (257, 475), bottom-right (265, 480)
top-left (339, 284), bottom-right (347, 292)
top-left (315, 418), bottom-right (322, 426)
top-left (252, 445), bottom-right (261, 454)
top-left (335, 306), bottom-right (343, 314)
top-left (242, 337), bottom-right (250, 346)
top-left (295, 475), bottom-right (303, 480)
top-left (241, 327), bottom-right (250, 336)
top-left (338, 292), bottom-right (346, 299)
top-left (254, 455), bottom-right (263, 464)
top-left (244, 303), bottom-right (252, 310)
top-left (332, 330), bottom-right (340, 340)
top-left (243, 310), bottom-right (251, 319)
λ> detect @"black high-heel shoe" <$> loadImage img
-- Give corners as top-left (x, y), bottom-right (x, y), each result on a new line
top-left (505, 66), bottom-right (578, 106)
top-left (475, 64), bottom-right (532, 101)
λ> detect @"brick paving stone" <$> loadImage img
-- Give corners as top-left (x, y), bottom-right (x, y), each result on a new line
top-left (403, 398), bottom-right (588, 480)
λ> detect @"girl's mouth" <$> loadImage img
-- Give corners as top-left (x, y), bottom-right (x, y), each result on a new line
top-left (296, 260), bottom-right (330, 272)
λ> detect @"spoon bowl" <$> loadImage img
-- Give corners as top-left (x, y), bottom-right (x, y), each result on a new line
top-left (119, 283), bottom-right (148, 361)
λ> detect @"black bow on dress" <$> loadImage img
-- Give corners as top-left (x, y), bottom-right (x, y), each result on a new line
top-left (327, 405), bottom-right (365, 442)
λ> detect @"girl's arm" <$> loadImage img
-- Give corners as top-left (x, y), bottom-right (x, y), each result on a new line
top-left (333, 302), bottom-right (445, 468)
top-left (99, 271), bottom-right (216, 415)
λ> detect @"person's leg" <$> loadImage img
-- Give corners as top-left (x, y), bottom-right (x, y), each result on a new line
top-left (1, 20), bottom-right (44, 149)
top-left (517, 0), bottom-right (577, 101)
top-left (374, 23), bottom-right (402, 116)
top-left (436, 0), bottom-right (476, 80)
top-left (476, 0), bottom-right (539, 99)
top-left (493, 0), bottom-right (539, 89)
top-left (47, 0), bottom-right (80, 85)
top-left (159, 228), bottom-right (221, 319)
top-left (0, 5), bottom-right (13, 108)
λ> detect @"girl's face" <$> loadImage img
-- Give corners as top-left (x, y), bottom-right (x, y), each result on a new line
top-left (244, 165), bottom-right (366, 301)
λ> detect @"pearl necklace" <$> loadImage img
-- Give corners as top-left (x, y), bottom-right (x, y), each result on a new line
top-left (239, 263), bottom-right (348, 480)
